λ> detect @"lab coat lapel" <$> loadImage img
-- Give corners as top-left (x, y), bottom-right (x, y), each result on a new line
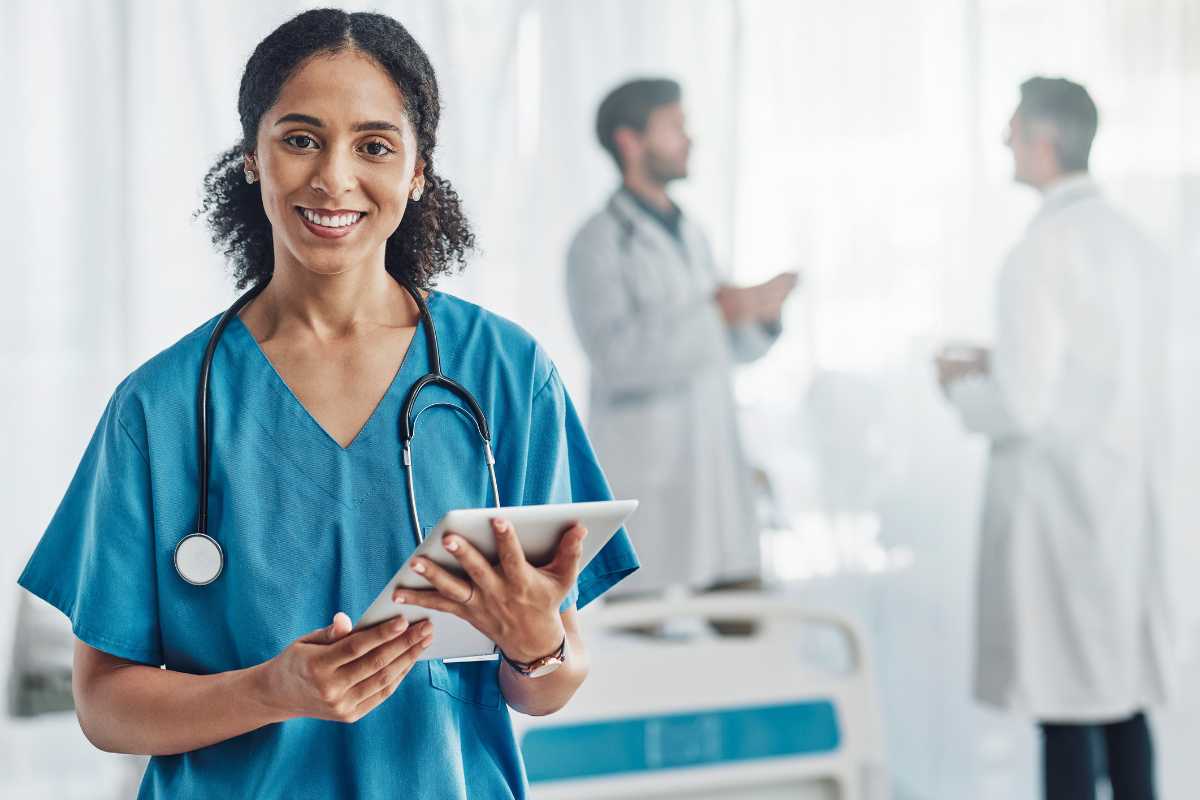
top-left (608, 189), bottom-right (691, 267)
top-left (679, 215), bottom-right (721, 283)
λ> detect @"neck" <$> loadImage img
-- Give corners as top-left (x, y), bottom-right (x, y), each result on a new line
top-left (254, 251), bottom-right (418, 340)
top-left (1034, 167), bottom-right (1087, 193)
top-left (622, 171), bottom-right (673, 212)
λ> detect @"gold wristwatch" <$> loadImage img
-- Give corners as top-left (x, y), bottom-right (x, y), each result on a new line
top-left (500, 636), bottom-right (567, 678)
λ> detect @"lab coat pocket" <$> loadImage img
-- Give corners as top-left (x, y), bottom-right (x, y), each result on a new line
top-left (428, 658), bottom-right (503, 709)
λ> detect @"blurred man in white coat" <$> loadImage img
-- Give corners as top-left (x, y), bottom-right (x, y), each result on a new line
top-left (566, 78), bottom-right (797, 609)
top-left (937, 77), bottom-right (1174, 800)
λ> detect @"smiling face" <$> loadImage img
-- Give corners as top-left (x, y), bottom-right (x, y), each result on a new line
top-left (248, 49), bottom-right (423, 278)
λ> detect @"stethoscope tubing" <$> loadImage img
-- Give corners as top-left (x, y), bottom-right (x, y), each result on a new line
top-left (179, 273), bottom-right (499, 585)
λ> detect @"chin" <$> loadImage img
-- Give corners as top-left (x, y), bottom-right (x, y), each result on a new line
top-left (661, 167), bottom-right (688, 184)
top-left (290, 251), bottom-right (362, 277)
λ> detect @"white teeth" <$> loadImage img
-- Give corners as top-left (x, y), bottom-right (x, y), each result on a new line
top-left (301, 208), bottom-right (362, 228)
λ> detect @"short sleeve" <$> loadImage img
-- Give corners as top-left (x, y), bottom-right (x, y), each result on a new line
top-left (524, 366), bottom-right (639, 610)
top-left (17, 388), bottom-right (163, 665)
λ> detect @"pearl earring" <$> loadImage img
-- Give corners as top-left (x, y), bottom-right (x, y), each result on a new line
top-left (410, 187), bottom-right (422, 201)
top-left (244, 169), bottom-right (257, 185)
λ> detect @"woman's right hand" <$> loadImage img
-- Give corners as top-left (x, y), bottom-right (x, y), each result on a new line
top-left (258, 612), bottom-right (433, 723)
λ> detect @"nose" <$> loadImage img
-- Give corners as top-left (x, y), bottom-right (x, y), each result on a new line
top-left (310, 146), bottom-right (356, 196)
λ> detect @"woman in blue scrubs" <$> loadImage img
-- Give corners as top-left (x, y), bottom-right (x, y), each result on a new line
top-left (17, 9), bottom-right (637, 798)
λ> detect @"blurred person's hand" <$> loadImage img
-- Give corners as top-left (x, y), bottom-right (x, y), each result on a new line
top-left (715, 271), bottom-right (801, 325)
top-left (935, 344), bottom-right (990, 394)
top-left (714, 284), bottom-right (760, 324)
top-left (756, 271), bottom-right (800, 320)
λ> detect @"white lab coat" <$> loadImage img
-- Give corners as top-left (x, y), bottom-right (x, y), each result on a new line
top-left (949, 174), bottom-right (1177, 722)
top-left (565, 189), bottom-right (779, 595)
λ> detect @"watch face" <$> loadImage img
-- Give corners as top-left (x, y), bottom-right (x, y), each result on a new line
top-left (525, 657), bottom-right (564, 679)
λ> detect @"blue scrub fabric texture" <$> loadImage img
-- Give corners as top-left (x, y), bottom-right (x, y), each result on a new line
top-left (17, 290), bottom-right (639, 799)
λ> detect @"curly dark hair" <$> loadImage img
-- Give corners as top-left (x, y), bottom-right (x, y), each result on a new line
top-left (197, 8), bottom-right (474, 290)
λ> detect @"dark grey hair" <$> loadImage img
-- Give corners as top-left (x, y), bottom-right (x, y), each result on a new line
top-left (1018, 76), bottom-right (1099, 172)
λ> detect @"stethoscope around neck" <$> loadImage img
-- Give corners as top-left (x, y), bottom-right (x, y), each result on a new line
top-left (173, 274), bottom-right (501, 586)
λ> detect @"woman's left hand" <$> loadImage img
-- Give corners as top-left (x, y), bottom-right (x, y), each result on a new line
top-left (393, 519), bottom-right (586, 663)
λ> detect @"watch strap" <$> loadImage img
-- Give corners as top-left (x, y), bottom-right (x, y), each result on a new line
top-left (499, 636), bottom-right (567, 677)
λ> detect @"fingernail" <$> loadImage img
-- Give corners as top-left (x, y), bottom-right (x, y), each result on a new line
top-left (421, 635), bottom-right (434, 647)
top-left (412, 560), bottom-right (426, 574)
top-left (445, 537), bottom-right (459, 552)
top-left (394, 594), bottom-right (407, 604)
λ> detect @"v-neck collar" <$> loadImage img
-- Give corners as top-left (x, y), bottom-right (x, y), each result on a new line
top-left (226, 291), bottom-right (435, 454)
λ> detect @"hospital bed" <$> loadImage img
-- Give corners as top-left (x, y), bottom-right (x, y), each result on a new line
top-left (511, 592), bottom-right (889, 799)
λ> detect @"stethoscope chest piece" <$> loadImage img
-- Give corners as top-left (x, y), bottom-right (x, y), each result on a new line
top-left (174, 533), bottom-right (224, 586)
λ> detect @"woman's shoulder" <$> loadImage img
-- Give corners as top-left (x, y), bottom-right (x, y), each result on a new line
top-left (432, 291), bottom-right (556, 391)
top-left (107, 313), bottom-right (224, 433)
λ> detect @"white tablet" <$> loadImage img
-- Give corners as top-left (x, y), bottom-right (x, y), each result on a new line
top-left (355, 500), bottom-right (638, 661)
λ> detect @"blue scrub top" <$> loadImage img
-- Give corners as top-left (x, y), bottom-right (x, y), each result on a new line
top-left (17, 290), bottom-right (639, 798)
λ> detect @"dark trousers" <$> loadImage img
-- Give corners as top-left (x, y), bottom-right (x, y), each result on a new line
top-left (1040, 712), bottom-right (1155, 800)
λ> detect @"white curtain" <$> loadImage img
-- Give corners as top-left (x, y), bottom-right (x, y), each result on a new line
top-left (730, 2), bottom-right (1200, 798)
top-left (2, 2), bottom-right (1199, 798)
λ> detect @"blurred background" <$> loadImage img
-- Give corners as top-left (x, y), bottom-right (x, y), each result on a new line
top-left (3, 0), bottom-right (1200, 797)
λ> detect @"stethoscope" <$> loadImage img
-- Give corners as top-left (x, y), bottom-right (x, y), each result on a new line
top-left (608, 202), bottom-right (639, 255)
top-left (607, 193), bottom-right (693, 267)
top-left (173, 274), bottom-right (502, 586)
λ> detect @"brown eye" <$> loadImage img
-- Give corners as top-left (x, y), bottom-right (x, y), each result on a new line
top-left (284, 134), bottom-right (318, 149)
top-left (363, 141), bottom-right (394, 157)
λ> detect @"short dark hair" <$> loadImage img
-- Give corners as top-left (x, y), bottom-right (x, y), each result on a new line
top-left (595, 78), bottom-right (682, 170)
top-left (1018, 76), bottom-right (1099, 172)
top-left (198, 8), bottom-right (474, 290)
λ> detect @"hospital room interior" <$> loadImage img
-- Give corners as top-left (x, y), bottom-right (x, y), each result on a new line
top-left (5, 0), bottom-right (1200, 798)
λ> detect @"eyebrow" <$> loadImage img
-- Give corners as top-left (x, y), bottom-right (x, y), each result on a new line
top-left (274, 113), bottom-right (403, 134)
